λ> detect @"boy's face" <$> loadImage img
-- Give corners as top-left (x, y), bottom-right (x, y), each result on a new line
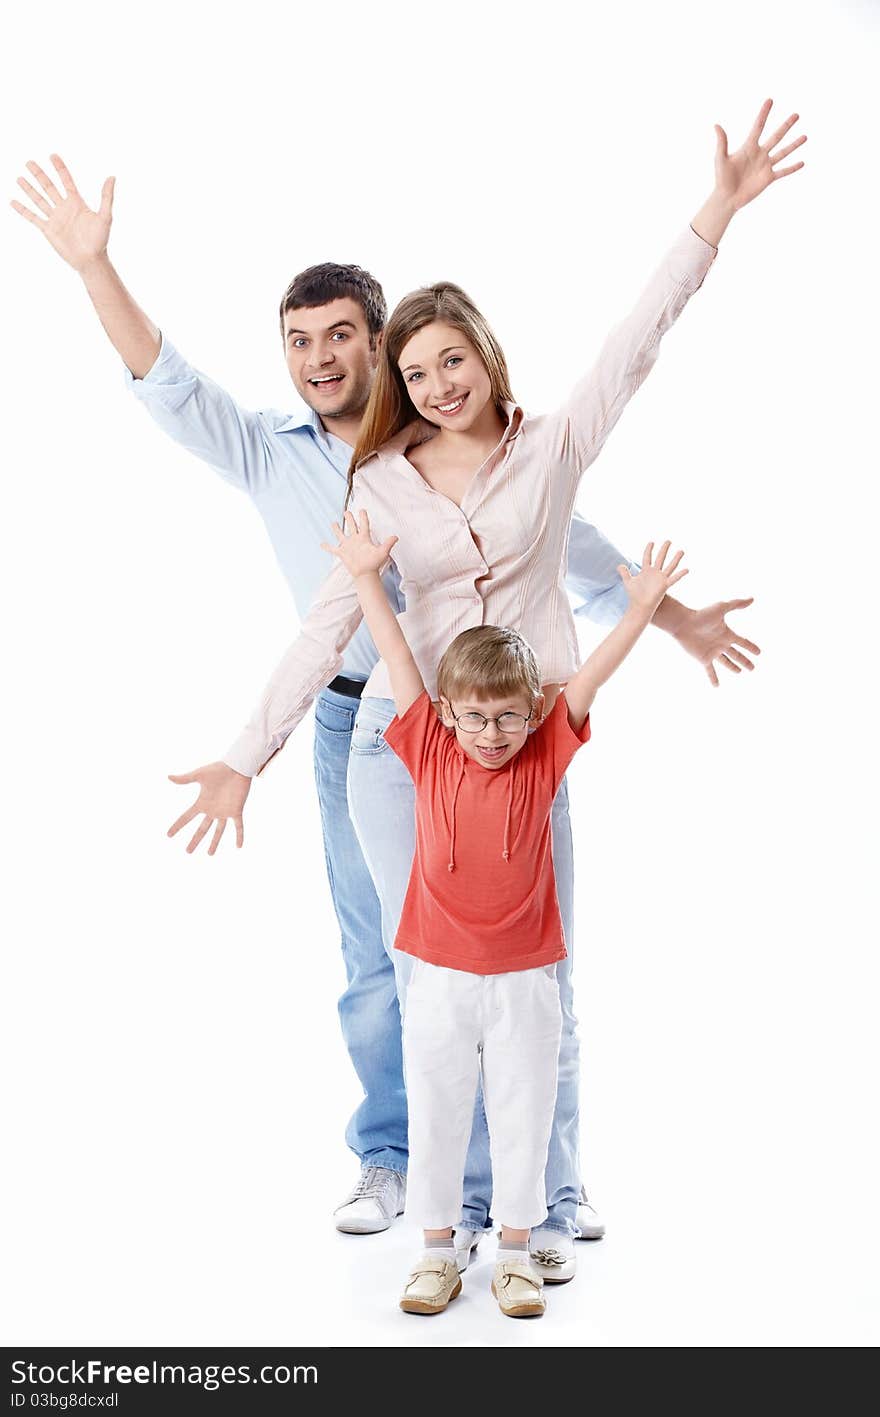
top-left (439, 689), bottom-right (544, 771)
top-left (283, 297), bottom-right (380, 424)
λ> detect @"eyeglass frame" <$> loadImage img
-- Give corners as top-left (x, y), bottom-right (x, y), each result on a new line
top-left (446, 702), bottom-right (534, 735)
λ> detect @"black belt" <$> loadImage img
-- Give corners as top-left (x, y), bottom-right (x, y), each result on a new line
top-left (327, 675), bottom-right (366, 700)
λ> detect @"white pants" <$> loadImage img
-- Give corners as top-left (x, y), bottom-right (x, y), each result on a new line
top-left (402, 959), bottom-right (563, 1231)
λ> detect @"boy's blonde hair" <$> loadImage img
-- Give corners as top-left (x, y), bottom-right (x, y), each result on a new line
top-left (436, 626), bottom-right (542, 708)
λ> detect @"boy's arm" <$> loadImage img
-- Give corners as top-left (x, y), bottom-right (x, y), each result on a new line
top-left (354, 573), bottom-right (425, 717)
top-left (324, 510), bottom-right (425, 718)
top-left (564, 542), bottom-right (689, 731)
top-left (566, 513), bottom-right (761, 685)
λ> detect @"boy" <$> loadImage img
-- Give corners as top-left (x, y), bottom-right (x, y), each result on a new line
top-left (325, 509), bottom-right (688, 1317)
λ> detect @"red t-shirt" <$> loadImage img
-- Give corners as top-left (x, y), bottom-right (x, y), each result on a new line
top-left (382, 691), bottom-right (590, 975)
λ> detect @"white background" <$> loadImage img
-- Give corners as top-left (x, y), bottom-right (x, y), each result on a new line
top-left (2, 0), bottom-right (878, 1349)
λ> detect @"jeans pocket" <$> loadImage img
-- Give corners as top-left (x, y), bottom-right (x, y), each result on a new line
top-left (314, 699), bottom-right (355, 735)
top-left (350, 721), bottom-right (390, 756)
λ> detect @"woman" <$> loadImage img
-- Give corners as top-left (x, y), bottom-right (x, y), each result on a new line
top-left (170, 100), bottom-right (805, 1276)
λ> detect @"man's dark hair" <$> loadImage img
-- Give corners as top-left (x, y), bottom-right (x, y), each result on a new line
top-left (279, 263), bottom-right (387, 345)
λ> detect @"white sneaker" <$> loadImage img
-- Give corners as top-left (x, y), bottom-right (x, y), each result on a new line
top-left (575, 1186), bottom-right (606, 1240)
top-left (334, 1165), bottom-right (406, 1234)
top-left (529, 1227), bottom-right (576, 1284)
top-left (453, 1228), bottom-right (482, 1273)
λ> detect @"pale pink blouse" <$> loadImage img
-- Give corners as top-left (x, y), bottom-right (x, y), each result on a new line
top-left (225, 227), bottom-right (716, 777)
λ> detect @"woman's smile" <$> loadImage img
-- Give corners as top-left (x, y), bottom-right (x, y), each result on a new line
top-left (432, 392), bottom-right (469, 417)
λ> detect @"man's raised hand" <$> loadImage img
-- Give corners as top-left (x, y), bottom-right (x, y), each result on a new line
top-left (11, 154), bottom-right (115, 273)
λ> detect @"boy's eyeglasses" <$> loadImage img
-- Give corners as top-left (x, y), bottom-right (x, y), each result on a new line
top-left (449, 705), bottom-right (532, 734)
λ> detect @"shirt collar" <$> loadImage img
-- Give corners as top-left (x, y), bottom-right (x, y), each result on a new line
top-left (275, 405), bottom-right (324, 436)
top-left (276, 407), bottom-right (354, 473)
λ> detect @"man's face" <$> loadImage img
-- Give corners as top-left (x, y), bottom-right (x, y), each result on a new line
top-left (283, 297), bottom-right (379, 424)
top-left (440, 690), bottom-right (542, 771)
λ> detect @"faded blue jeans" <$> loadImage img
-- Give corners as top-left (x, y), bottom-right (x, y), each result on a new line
top-left (313, 686), bottom-right (407, 1173)
top-left (347, 696), bottom-right (580, 1238)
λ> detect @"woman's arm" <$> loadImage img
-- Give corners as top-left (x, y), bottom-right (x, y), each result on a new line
top-left (324, 511), bottom-right (425, 717)
top-left (564, 542), bottom-right (689, 731)
top-left (165, 555), bottom-right (364, 854)
top-left (691, 99), bottom-right (806, 247)
top-left (547, 99), bottom-right (805, 487)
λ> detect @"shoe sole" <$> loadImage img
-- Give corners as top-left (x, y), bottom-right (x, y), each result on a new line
top-left (335, 1218), bottom-right (393, 1234)
top-left (491, 1281), bottom-right (545, 1318)
top-left (575, 1228), bottom-right (605, 1241)
top-left (537, 1271), bottom-right (575, 1285)
top-left (400, 1278), bottom-right (462, 1315)
top-left (335, 1206), bottom-right (405, 1235)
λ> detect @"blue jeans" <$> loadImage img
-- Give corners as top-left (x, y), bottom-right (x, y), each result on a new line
top-left (312, 687), bottom-right (407, 1173)
top-left (347, 697), bottom-right (581, 1238)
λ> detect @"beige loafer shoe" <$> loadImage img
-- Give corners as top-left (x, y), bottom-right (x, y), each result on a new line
top-left (491, 1260), bottom-right (546, 1318)
top-left (399, 1255), bottom-right (462, 1315)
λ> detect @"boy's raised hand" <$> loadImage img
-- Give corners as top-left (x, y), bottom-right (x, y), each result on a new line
top-left (619, 541), bottom-right (689, 613)
top-left (322, 509), bottom-right (398, 579)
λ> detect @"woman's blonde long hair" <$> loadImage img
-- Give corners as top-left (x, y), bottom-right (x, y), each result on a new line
top-left (347, 282), bottom-right (515, 505)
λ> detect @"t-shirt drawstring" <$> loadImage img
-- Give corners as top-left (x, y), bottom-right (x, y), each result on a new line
top-left (447, 759), bottom-right (466, 871)
top-left (448, 757), bottom-right (516, 870)
top-left (502, 771), bottom-right (514, 862)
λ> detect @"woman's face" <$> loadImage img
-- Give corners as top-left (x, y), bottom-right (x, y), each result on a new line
top-left (398, 320), bottom-right (494, 432)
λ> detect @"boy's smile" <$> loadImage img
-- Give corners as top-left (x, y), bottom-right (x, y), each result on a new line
top-left (440, 691), bottom-right (544, 771)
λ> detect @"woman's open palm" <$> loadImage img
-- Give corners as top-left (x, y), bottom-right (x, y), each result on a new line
top-left (714, 99), bottom-right (806, 211)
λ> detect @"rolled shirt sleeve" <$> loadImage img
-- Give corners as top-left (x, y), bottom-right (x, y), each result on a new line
top-left (565, 511), bottom-right (641, 627)
top-left (124, 334), bottom-right (273, 493)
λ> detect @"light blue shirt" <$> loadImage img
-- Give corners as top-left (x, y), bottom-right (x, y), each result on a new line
top-left (126, 337), bottom-right (634, 678)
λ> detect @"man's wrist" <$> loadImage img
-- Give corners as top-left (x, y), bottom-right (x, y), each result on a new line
top-left (651, 595), bottom-right (692, 638)
top-left (78, 251), bottom-right (115, 286)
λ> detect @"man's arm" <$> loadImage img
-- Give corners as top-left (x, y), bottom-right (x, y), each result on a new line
top-left (12, 155), bottom-right (160, 376)
top-left (651, 594), bottom-right (761, 687)
top-left (566, 513), bottom-right (761, 685)
top-left (564, 542), bottom-right (689, 731)
top-left (11, 154), bottom-right (271, 493)
top-left (324, 511), bottom-right (424, 718)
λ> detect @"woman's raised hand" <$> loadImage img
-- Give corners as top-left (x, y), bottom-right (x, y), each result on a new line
top-left (713, 99), bottom-right (806, 212)
top-left (322, 509), bottom-right (398, 579)
top-left (11, 154), bottom-right (115, 272)
top-left (619, 541), bottom-right (689, 613)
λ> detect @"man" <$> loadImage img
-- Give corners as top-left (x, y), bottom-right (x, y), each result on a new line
top-left (11, 150), bottom-right (765, 1252)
